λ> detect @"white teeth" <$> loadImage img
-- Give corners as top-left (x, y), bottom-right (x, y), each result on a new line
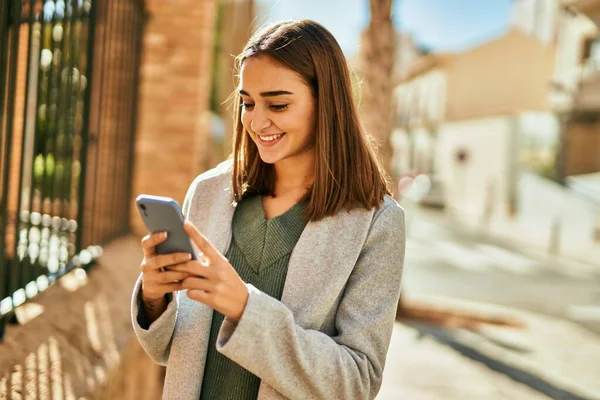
top-left (261, 133), bottom-right (283, 142)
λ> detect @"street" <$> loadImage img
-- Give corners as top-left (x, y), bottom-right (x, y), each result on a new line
top-left (378, 204), bottom-right (600, 400)
top-left (404, 211), bottom-right (600, 334)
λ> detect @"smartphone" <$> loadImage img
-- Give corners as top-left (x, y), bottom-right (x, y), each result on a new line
top-left (135, 194), bottom-right (200, 260)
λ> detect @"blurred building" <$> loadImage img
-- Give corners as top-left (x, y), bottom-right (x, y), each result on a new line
top-left (393, 29), bottom-right (555, 218)
top-left (560, 1), bottom-right (600, 244)
top-left (392, 0), bottom-right (600, 223)
top-left (512, 0), bottom-right (561, 45)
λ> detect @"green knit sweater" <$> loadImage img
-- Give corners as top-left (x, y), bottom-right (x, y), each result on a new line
top-left (199, 195), bottom-right (308, 400)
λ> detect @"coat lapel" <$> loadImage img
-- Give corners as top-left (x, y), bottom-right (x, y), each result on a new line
top-left (281, 206), bottom-right (375, 328)
top-left (205, 175), bottom-right (376, 329)
top-left (166, 183), bottom-right (237, 399)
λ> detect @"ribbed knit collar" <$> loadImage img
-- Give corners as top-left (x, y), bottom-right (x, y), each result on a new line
top-left (232, 195), bottom-right (308, 274)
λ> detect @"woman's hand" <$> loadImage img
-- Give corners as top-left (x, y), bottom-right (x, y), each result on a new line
top-left (140, 232), bottom-right (194, 301)
top-left (169, 220), bottom-right (249, 322)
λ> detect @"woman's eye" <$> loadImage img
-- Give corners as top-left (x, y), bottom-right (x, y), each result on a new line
top-left (270, 104), bottom-right (288, 111)
top-left (242, 103), bottom-right (255, 110)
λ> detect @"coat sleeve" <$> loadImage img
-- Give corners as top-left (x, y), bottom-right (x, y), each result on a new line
top-left (130, 277), bottom-right (178, 365)
top-left (129, 179), bottom-right (199, 365)
top-left (216, 203), bottom-right (406, 399)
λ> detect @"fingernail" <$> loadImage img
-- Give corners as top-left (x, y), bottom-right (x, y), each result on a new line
top-left (162, 232), bottom-right (168, 238)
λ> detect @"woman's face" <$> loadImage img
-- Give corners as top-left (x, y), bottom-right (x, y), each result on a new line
top-left (239, 56), bottom-right (316, 165)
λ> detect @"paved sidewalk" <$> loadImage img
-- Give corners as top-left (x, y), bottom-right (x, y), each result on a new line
top-left (400, 170), bottom-right (600, 270)
top-left (402, 199), bottom-right (600, 275)
top-left (379, 324), bottom-right (550, 400)
top-left (379, 297), bottom-right (600, 400)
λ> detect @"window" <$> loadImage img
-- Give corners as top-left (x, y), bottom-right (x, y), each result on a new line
top-left (581, 35), bottom-right (600, 62)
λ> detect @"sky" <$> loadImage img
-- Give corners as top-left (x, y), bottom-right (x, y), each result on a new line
top-left (256, 0), bottom-right (514, 55)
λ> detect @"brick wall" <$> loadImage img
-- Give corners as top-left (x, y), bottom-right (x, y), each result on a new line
top-left (130, 0), bottom-right (217, 236)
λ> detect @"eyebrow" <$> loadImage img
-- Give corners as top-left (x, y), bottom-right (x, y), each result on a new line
top-left (239, 89), bottom-right (294, 97)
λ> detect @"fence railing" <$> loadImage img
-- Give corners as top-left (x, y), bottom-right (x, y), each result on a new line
top-left (0, 0), bottom-right (145, 342)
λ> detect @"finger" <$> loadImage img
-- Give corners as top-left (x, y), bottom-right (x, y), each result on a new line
top-left (141, 231), bottom-right (168, 257)
top-left (183, 221), bottom-right (222, 262)
top-left (168, 260), bottom-right (213, 277)
top-left (159, 282), bottom-right (185, 293)
top-left (151, 252), bottom-right (192, 270)
top-left (141, 252), bottom-right (190, 273)
top-left (187, 288), bottom-right (212, 304)
top-left (182, 276), bottom-right (213, 292)
top-left (158, 271), bottom-right (192, 284)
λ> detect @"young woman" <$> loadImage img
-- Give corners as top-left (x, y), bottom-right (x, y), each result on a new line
top-left (132, 19), bottom-right (405, 400)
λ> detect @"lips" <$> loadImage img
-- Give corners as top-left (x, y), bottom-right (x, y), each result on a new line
top-left (257, 132), bottom-right (286, 147)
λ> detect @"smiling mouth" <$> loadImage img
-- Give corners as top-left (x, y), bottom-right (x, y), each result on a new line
top-left (257, 133), bottom-right (286, 145)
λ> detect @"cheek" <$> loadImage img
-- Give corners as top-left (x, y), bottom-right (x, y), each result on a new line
top-left (285, 105), bottom-right (315, 135)
top-left (241, 111), bottom-right (252, 131)
top-left (297, 105), bottom-right (316, 138)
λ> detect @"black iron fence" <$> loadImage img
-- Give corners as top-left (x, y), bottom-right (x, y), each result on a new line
top-left (0, 0), bottom-right (145, 341)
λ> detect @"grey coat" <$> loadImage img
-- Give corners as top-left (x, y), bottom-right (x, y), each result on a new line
top-left (130, 161), bottom-right (406, 399)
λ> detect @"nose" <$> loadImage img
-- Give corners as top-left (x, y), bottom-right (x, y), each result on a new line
top-left (250, 108), bottom-right (272, 133)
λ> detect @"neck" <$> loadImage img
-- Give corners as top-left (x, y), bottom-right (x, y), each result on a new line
top-left (273, 151), bottom-right (315, 196)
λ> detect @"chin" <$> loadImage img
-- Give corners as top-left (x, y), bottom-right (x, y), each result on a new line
top-left (257, 152), bottom-right (283, 165)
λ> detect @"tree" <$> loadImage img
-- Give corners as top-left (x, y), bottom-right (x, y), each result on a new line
top-left (360, 0), bottom-right (522, 331)
top-left (359, 0), bottom-right (396, 177)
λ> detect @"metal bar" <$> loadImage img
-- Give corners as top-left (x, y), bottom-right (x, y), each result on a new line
top-left (121, 0), bottom-right (136, 235)
top-left (76, 0), bottom-right (99, 251)
top-left (0, 0), bottom-right (13, 342)
top-left (45, 0), bottom-right (68, 279)
top-left (37, 1), bottom-right (55, 216)
top-left (0, 0), bottom-right (12, 299)
top-left (27, 0), bottom-right (47, 286)
top-left (81, 0), bottom-right (102, 250)
top-left (75, 0), bottom-right (97, 250)
top-left (135, 0), bottom-right (146, 15)
top-left (4, 0), bottom-right (24, 309)
top-left (43, 0), bottom-right (68, 268)
top-left (51, 0), bottom-right (68, 247)
top-left (35, 0), bottom-right (59, 285)
top-left (69, 0), bottom-right (85, 257)
top-left (120, 1), bottom-right (139, 231)
top-left (88, 0), bottom-right (109, 246)
top-left (111, 0), bottom-right (129, 240)
top-left (124, 1), bottom-right (145, 228)
top-left (13, 0), bottom-right (38, 301)
top-left (57, 0), bottom-right (76, 275)
top-left (119, 0), bottom-right (137, 235)
top-left (109, 0), bottom-right (127, 239)
top-left (95, 0), bottom-right (117, 245)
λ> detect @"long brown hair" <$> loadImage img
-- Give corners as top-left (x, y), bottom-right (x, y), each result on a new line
top-left (231, 20), bottom-right (390, 221)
